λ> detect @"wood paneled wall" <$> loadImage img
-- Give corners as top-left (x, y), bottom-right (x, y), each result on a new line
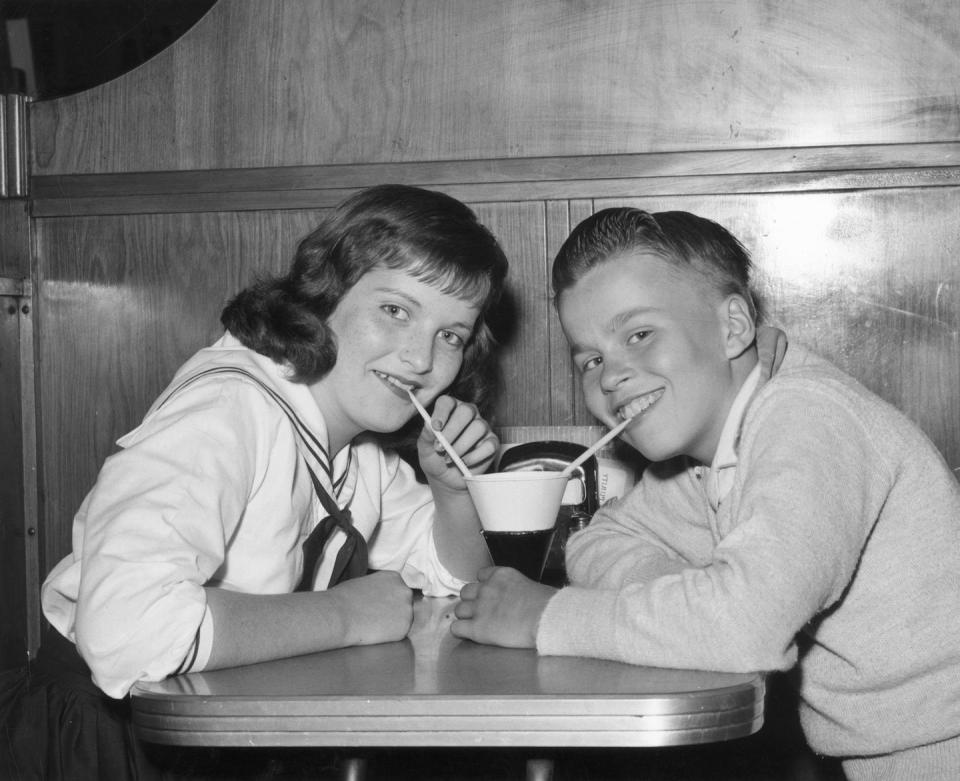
top-left (28, 0), bottom-right (960, 174)
top-left (15, 0), bottom-right (960, 582)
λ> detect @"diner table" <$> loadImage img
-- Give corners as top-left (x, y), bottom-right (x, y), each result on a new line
top-left (131, 596), bottom-right (765, 780)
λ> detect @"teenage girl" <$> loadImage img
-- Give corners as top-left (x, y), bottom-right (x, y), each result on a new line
top-left (1, 184), bottom-right (509, 780)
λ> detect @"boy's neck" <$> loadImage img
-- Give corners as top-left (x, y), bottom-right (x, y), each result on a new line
top-left (697, 345), bottom-right (759, 466)
top-left (730, 343), bottom-right (760, 388)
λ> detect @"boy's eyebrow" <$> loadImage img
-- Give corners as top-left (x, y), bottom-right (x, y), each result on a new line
top-left (606, 305), bottom-right (658, 333)
top-left (567, 305), bottom-right (658, 354)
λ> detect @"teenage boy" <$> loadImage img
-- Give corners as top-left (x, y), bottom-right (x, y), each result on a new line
top-left (452, 208), bottom-right (960, 780)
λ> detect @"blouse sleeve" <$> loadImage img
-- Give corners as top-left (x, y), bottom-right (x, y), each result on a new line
top-left (354, 442), bottom-right (463, 597)
top-left (70, 380), bottom-right (279, 698)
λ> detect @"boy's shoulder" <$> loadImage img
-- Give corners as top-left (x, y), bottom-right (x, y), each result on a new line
top-left (763, 341), bottom-right (876, 401)
top-left (749, 340), bottom-right (931, 452)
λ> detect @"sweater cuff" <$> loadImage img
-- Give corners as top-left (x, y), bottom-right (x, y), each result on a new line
top-left (537, 585), bottom-right (621, 658)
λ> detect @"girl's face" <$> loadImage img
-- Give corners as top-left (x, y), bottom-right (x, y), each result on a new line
top-left (310, 266), bottom-right (481, 451)
top-left (558, 252), bottom-right (743, 465)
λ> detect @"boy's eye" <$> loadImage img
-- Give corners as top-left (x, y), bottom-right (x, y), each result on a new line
top-left (382, 304), bottom-right (409, 321)
top-left (627, 329), bottom-right (651, 345)
top-left (580, 355), bottom-right (602, 373)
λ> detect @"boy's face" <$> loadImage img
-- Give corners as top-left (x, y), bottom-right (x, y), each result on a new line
top-left (558, 252), bottom-right (747, 465)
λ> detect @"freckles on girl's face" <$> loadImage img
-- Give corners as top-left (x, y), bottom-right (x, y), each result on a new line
top-left (308, 267), bottom-right (481, 450)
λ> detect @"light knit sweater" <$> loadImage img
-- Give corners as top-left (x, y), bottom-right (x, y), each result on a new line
top-left (539, 342), bottom-right (960, 773)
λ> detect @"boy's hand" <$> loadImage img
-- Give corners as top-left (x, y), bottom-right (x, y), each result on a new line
top-left (417, 395), bottom-right (499, 490)
top-left (329, 570), bottom-right (414, 646)
top-left (450, 566), bottom-right (557, 648)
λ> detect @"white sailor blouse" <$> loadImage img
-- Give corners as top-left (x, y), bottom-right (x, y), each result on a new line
top-left (41, 333), bottom-right (461, 699)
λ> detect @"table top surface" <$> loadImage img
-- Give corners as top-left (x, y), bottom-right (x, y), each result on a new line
top-left (132, 597), bottom-right (764, 748)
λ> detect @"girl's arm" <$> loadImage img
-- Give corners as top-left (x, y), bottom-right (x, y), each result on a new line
top-left (428, 479), bottom-right (492, 581)
top-left (417, 395), bottom-right (497, 581)
top-left (203, 572), bottom-right (413, 670)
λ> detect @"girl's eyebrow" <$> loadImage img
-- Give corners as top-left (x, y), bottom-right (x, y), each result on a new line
top-left (375, 286), bottom-right (422, 308)
top-left (375, 286), bottom-right (476, 332)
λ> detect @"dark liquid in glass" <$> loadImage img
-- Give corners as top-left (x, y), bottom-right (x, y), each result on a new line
top-left (482, 529), bottom-right (555, 581)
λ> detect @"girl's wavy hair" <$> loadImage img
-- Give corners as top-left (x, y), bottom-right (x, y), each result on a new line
top-left (552, 208), bottom-right (759, 321)
top-left (221, 184), bottom-right (509, 448)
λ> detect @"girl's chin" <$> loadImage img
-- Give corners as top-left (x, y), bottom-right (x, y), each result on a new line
top-left (364, 415), bottom-right (412, 435)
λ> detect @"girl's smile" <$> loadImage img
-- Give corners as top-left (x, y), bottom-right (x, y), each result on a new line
top-left (374, 370), bottom-right (419, 399)
top-left (309, 267), bottom-right (480, 452)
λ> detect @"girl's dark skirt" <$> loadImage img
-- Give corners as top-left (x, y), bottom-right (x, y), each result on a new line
top-left (0, 630), bottom-right (323, 780)
top-left (0, 627), bottom-right (166, 781)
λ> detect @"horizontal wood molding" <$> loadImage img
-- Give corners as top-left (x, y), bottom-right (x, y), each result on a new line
top-left (31, 142), bottom-right (960, 217)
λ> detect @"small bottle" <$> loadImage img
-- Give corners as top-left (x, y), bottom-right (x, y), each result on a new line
top-left (567, 509), bottom-right (592, 537)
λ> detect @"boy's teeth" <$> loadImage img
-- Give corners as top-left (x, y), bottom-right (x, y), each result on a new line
top-left (620, 389), bottom-right (664, 420)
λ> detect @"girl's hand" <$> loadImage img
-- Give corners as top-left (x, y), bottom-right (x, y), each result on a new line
top-left (329, 570), bottom-right (414, 646)
top-left (416, 395), bottom-right (499, 490)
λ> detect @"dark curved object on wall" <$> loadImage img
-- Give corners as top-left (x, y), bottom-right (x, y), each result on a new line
top-left (0, 0), bottom-right (217, 99)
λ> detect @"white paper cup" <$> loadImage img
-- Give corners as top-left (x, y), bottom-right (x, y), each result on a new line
top-left (464, 471), bottom-right (570, 532)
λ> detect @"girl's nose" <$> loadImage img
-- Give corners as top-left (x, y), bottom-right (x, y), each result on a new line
top-left (400, 336), bottom-right (434, 374)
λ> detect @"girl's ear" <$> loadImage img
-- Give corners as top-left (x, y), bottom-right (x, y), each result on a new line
top-left (720, 294), bottom-right (756, 359)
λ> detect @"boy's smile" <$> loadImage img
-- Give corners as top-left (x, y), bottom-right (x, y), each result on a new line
top-left (557, 252), bottom-right (753, 465)
top-left (309, 267), bottom-right (480, 452)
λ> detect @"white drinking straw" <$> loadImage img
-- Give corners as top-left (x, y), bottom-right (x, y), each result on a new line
top-left (561, 415), bottom-right (636, 477)
top-left (407, 389), bottom-right (473, 478)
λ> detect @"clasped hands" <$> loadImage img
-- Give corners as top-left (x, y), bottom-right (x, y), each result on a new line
top-left (450, 565), bottom-right (557, 648)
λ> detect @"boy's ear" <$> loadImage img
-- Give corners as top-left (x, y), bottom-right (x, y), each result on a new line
top-left (720, 294), bottom-right (756, 359)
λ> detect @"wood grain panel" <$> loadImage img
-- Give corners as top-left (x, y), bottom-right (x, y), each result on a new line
top-left (471, 202), bottom-right (551, 428)
top-left (29, 0), bottom-right (960, 176)
top-left (0, 299), bottom-right (27, 665)
top-left (0, 201), bottom-right (30, 278)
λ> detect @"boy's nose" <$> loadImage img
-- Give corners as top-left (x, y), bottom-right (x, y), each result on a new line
top-left (600, 357), bottom-right (634, 392)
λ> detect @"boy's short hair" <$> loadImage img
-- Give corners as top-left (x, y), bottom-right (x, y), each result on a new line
top-left (552, 208), bottom-right (758, 321)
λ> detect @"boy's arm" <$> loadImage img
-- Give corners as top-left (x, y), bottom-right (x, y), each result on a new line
top-left (536, 388), bottom-right (883, 672)
top-left (565, 460), bottom-right (712, 589)
top-left (453, 460), bottom-right (718, 650)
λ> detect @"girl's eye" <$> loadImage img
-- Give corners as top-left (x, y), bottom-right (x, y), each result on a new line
top-left (439, 330), bottom-right (465, 349)
top-left (627, 329), bottom-right (651, 345)
top-left (382, 304), bottom-right (409, 321)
